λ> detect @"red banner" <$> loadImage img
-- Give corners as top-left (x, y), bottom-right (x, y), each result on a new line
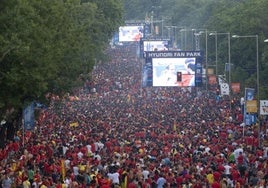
top-left (231, 82), bottom-right (240, 94)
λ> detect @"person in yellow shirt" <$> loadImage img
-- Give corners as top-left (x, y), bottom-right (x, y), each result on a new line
top-left (22, 178), bottom-right (31, 188)
top-left (206, 170), bottom-right (214, 185)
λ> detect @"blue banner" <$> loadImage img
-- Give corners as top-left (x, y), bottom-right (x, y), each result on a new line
top-left (245, 88), bottom-right (255, 101)
top-left (23, 102), bottom-right (35, 130)
top-left (244, 88), bottom-right (255, 125)
top-left (244, 114), bottom-right (257, 126)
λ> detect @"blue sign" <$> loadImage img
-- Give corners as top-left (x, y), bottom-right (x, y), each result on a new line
top-left (244, 114), bottom-right (256, 126)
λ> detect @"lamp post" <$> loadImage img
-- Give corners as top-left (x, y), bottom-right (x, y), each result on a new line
top-left (179, 27), bottom-right (190, 50)
top-left (195, 29), bottom-right (208, 91)
top-left (210, 32), bottom-right (231, 107)
top-left (165, 26), bottom-right (185, 49)
top-left (232, 34), bottom-right (260, 147)
top-left (209, 32), bottom-right (218, 76)
top-left (209, 32), bottom-right (231, 84)
top-left (182, 28), bottom-right (208, 90)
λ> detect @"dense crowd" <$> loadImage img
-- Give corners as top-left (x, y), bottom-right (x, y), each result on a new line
top-left (0, 44), bottom-right (267, 188)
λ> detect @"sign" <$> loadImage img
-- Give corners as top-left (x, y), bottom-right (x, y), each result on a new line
top-left (207, 68), bottom-right (214, 75)
top-left (220, 83), bottom-right (230, 95)
top-left (246, 100), bottom-right (257, 113)
top-left (208, 75), bottom-right (217, 85)
top-left (231, 82), bottom-right (240, 94)
top-left (260, 100), bottom-right (268, 115)
top-left (244, 114), bottom-right (256, 126)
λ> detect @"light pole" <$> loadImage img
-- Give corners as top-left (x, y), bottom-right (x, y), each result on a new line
top-left (182, 28), bottom-right (208, 90)
top-left (209, 32), bottom-right (218, 76)
top-left (195, 29), bottom-right (208, 91)
top-left (179, 27), bottom-right (190, 50)
top-left (210, 32), bottom-right (231, 108)
top-left (232, 34), bottom-right (260, 147)
top-left (165, 26), bottom-right (185, 49)
top-left (209, 32), bottom-right (231, 85)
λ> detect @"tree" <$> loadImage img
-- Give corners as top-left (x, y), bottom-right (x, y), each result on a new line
top-left (0, 0), bottom-right (123, 144)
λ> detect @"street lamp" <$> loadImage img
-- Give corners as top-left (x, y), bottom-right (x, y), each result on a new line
top-left (209, 32), bottom-right (231, 85)
top-left (195, 29), bottom-right (208, 91)
top-left (180, 27), bottom-right (190, 50)
top-left (182, 28), bottom-right (208, 90)
top-left (165, 26), bottom-right (185, 49)
top-left (232, 34), bottom-right (260, 147)
top-left (209, 32), bottom-right (218, 76)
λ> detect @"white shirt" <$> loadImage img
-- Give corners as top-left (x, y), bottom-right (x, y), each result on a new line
top-left (142, 169), bottom-right (150, 180)
top-left (107, 172), bottom-right (120, 184)
top-left (224, 164), bottom-right (232, 175)
top-left (73, 166), bottom-right (79, 176)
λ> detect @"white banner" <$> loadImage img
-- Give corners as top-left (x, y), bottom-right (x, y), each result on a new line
top-left (220, 83), bottom-right (230, 95)
top-left (260, 100), bottom-right (268, 115)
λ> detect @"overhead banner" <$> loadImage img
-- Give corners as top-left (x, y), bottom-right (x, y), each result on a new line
top-left (260, 100), bottom-right (268, 115)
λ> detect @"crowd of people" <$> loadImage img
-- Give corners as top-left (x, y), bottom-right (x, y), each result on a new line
top-left (0, 44), bottom-right (268, 188)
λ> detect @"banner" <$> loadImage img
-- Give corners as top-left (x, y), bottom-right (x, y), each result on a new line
top-left (246, 100), bottom-right (257, 113)
top-left (245, 88), bottom-right (255, 101)
top-left (244, 88), bottom-right (255, 125)
top-left (220, 83), bottom-right (230, 95)
top-left (260, 100), bottom-right (268, 115)
top-left (23, 102), bottom-right (35, 130)
top-left (207, 68), bottom-right (214, 75)
top-left (231, 82), bottom-right (240, 94)
top-left (244, 114), bottom-right (256, 126)
top-left (208, 75), bottom-right (217, 85)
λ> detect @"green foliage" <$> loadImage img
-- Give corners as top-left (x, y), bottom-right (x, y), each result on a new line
top-left (0, 0), bottom-right (123, 118)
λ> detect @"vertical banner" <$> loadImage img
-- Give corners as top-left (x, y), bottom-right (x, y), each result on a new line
top-left (208, 75), bottom-right (217, 85)
top-left (244, 88), bottom-right (256, 125)
top-left (220, 83), bottom-right (230, 95)
top-left (23, 102), bottom-right (35, 130)
top-left (245, 88), bottom-right (255, 101)
top-left (61, 159), bottom-right (66, 180)
top-left (260, 100), bottom-right (268, 115)
top-left (244, 114), bottom-right (257, 126)
top-left (231, 82), bottom-right (240, 94)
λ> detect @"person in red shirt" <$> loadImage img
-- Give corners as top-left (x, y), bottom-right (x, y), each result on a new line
top-left (211, 180), bottom-right (221, 188)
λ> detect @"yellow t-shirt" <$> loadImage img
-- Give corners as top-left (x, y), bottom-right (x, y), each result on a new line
top-left (206, 173), bottom-right (214, 184)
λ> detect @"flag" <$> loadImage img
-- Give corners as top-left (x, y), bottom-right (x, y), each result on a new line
top-left (173, 119), bottom-right (177, 131)
top-left (127, 94), bottom-right (131, 103)
top-left (61, 159), bottom-right (66, 180)
top-left (23, 102), bottom-right (35, 130)
top-left (70, 122), bottom-right (79, 127)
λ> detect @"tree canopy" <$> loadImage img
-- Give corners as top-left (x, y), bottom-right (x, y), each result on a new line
top-left (0, 0), bottom-right (123, 119)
